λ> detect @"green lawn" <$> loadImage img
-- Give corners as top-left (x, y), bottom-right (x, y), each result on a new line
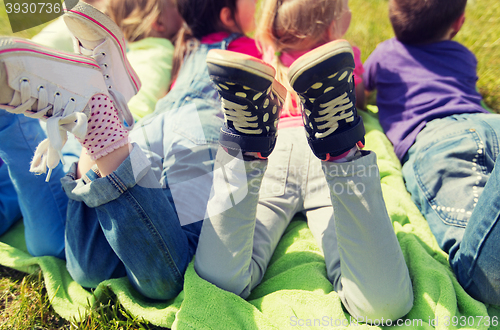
top-left (0, 0), bottom-right (499, 329)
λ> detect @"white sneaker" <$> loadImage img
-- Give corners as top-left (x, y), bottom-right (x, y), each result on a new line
top-left (0, 37), bottom-right (109, 180)
top-left (63, 1), bottom-right (140, 128)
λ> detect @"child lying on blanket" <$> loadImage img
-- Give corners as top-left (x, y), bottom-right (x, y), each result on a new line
top-left (0, 0), bottom-right (261, 300)
top-left (363, 0), bottom-right (500, 305)
top-left (194, 0), bottom-right (414, 322)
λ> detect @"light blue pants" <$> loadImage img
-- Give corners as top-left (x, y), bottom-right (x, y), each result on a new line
top-left (195, 127), bottom-right (413, 321)
top-left (403, 113), bottom-right (500, 305)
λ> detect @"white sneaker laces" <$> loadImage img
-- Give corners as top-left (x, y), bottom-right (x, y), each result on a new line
top-left (313, 91), bottom-right (354, 139)
top-left (10, 79), bottom-right (88, 181)
top-left (221, 98), bottom-right (262, 135)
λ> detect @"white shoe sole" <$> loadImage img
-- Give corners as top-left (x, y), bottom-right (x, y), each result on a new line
top-left (64, 1), bottom-right (141, 93)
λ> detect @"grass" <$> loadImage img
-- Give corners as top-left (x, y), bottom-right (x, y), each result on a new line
top-left (0, 0), bottom-right (499, 328)
top-left (0, 265), bottom-right (167, 329)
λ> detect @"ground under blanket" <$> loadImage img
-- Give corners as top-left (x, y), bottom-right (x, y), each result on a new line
top-left (1, 108), bottom-right (499, 329)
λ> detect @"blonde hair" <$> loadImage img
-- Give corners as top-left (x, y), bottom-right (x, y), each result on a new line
top-left (105, 0), bottom-right (169, 42)
top-left (255, 0), bottom-right (346, 115)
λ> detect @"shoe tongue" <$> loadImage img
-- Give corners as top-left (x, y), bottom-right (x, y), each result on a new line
top-left (79, 45), bottom-right (95, 56)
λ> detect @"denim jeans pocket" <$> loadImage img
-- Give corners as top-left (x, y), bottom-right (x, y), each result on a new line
top-left (413, 124), bottom-right (488, 227)
top-left (259, 142), bottom-right (293, 198)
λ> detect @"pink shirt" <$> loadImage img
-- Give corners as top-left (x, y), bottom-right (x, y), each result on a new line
top-left (170, 33), bottom-right (262, 89)
top-left (201, 32), bottom-right (262, 59)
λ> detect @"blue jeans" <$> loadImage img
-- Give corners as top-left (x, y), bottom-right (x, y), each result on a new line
top-left (62, 34), bottom-right (242, 299)
top-left (0, 92), bottom-right (210, 299)
top-left (0, 118), bottom-right (80, 238)
top-left (0, 112), bottom-right (67, 258)
top-left (0, 157), bottom-right (22, 236)
top-left (402, 113), bottom-right (500, 305)
top-left (61, 143), bottom-right (203, 299)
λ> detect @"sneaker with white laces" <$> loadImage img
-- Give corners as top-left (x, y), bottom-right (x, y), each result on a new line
top-left (63, 0), bottom-right (140, 128)
top-left (207, 49), bottom-right (286, 158)
top-left (288, 40), bottom-right (365, 161)
top-left (0, 37), bottom-right (109, 180)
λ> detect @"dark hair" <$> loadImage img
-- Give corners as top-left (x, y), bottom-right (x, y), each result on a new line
top-left (171, 0), bottom-right (238, 82)
top-left (177, 0), bottom-right (237, 39)
top-left (389, 0), bottom-right (467, 44)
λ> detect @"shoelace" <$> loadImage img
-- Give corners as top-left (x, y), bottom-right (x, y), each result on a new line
top-left (9, 79), bottom-right (87, 181)
top-left (221, 98), bottom-right (262, 135)
top-left (312, 91), bottom-right (354, 139)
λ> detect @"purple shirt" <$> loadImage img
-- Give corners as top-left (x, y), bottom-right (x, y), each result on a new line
top-left (363, 38), bottom-right (488, 160)
top-left (0, 157), bottom-right (3, 168)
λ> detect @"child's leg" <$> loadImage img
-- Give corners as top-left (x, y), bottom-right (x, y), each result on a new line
top-left (306, 152), bottom-right (413, 321)
top-left (0, 158), bottom-right (22, 235)
top-left (403, 113), bottom-right (500, 305)
top-left (63, 175), bottom-right (126, 288)
top-left (452, 154), bottom-right (500, 305)
top-left (290, 40), bottom-right (412, 321)
top-left (0, 36), bottom-right (114, 258)
top-left (61, 95), bottom-right (199, 299)
top-left (0, 112), bottom-right (66, 258)
top-left (195, 136), bottom-right (297, 298)
top-left (195, 50), bottom-right (290, 297)
top-left (61, 144), bottom-right (196, 299)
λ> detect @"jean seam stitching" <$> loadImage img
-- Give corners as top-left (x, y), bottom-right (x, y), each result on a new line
top-left (108, 173), bottom-right (126, 194)
top-left (124, 191), bottom-right (183, 282)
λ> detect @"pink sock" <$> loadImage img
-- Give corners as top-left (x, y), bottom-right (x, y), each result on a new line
top-left (77, 94), bottom-right (129, 160)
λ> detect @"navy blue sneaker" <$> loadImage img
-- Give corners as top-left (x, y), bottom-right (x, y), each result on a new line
top-left (206, 49), bottom-right (286, 158)
top-left (288, 40), bottom-right (365, 161)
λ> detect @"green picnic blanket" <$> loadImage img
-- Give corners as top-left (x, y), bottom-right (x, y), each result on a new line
top-left (1, 108), bottom-right (499, 329)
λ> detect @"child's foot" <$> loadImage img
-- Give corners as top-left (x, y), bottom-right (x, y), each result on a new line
top-left (207, 49), bottom-right (286, 158)
top-left (288, 40), bottom-right (365, 161)
top-left (63, 0), bottom-right (140, 128)
top-left (0, 37), bottom-right (125, 179)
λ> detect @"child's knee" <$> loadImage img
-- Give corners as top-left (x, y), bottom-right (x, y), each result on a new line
top-left (27, 241), bottom-right (65, 260)
top-left (129, 275), bottom-right (184, 301)
top-left (343, 286), bottom-right (413, 325)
